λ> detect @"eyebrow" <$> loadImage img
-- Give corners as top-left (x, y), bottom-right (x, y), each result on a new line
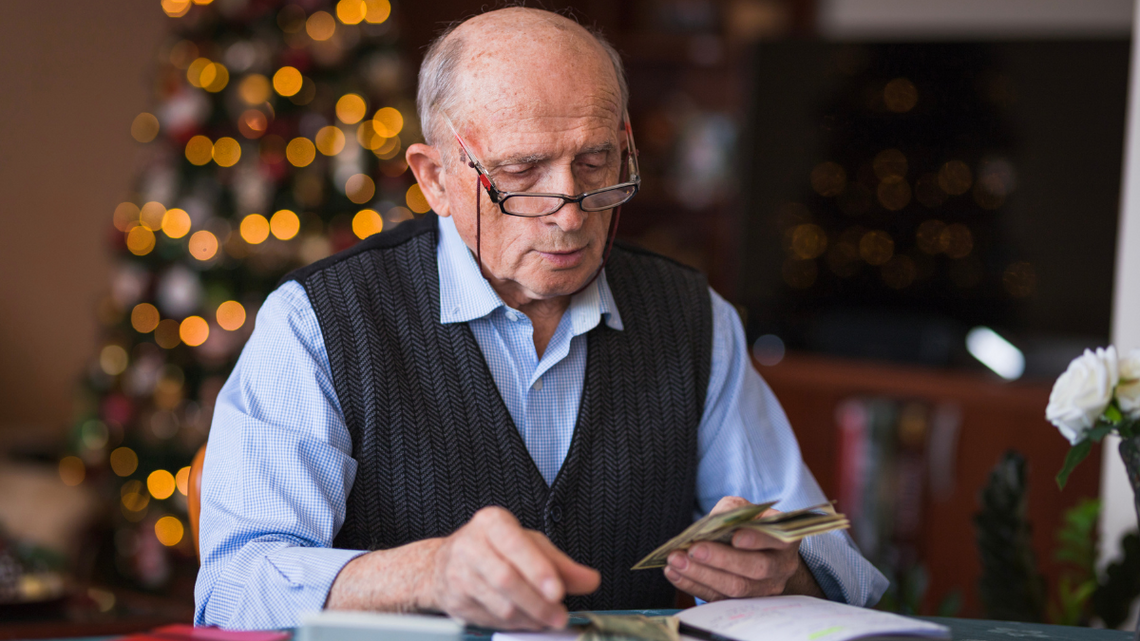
top-left (488, 141), bottom-right (616, 169)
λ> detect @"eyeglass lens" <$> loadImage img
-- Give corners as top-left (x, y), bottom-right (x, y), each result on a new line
top-left (501, 184), bottom-right (637, 216)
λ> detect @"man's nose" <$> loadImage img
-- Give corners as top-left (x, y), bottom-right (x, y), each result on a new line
top-left (544, 168), bottom-right (589, 232)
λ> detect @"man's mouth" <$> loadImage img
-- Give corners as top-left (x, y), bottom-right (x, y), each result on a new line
top-left (537, 246), bottom-right (587, 269)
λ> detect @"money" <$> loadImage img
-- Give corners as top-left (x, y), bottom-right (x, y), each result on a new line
top-left (578, 613), bottom-right (680, 641)
top-left (631, 502), bottom-right (850, 570)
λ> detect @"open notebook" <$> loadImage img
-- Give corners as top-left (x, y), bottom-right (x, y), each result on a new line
top-left (493, 596), bottom-right (950, 641)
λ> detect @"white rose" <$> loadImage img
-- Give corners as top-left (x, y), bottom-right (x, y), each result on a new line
top-left (1118, 348), bottom-right (1140, 420)
top-left (1046, 346), bottom-right (1119, 444)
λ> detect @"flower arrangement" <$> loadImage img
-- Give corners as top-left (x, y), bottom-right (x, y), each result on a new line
top-left (1047, 346), bottom-right (1140, 488)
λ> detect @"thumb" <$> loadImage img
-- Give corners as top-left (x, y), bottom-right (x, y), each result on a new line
top-left (529, 533), bottom-right (601, 596)
top-left (710, 495), bottom-right (753, 515)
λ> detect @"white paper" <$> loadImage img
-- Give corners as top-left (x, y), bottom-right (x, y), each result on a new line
top-left (676, 596), bottom-right (950, 641)
top-left (493, 633), bottom-right (706, 641)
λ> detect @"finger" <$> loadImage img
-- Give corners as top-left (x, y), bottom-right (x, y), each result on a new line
top-left (690, 541), bottom-right (799, 584)
top-left (472, 541), bottom-right (568, 629)
top-left (663, 564), bottom-right (728, 603)
top-left (709, 496), bottom-right (752, 516)
top-left (668, 549), bottom-right (782, 599)
top-left (731, 527), bottom-right (798, 552)
top-left (485, 515), bottom-right (565, 602)
top-left (469, 570), bottom-right (550, 630)
top-left (529, 533), bottom-right (602, 596)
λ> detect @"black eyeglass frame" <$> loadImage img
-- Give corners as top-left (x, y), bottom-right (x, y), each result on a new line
top-left (443, 111), bottom-right (641, 217)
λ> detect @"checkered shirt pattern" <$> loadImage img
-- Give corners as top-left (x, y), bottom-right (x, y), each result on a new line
top-left (193, 214), bottom-right (888, 629)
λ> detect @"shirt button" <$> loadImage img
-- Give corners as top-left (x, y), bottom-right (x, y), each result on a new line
top-left (506, 311), bottom-right (519, 321)
top-left (533, 377), bottom-right (543, 391)
top-left (550, 504), bottom-right (562, 523)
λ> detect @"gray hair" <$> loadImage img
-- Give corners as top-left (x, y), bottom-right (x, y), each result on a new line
top-left (415, 10), bottom-right (630, 153)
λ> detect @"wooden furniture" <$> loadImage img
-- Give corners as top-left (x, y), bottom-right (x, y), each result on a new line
top-left (758, 352), bottom-right (1103, 617)
top-left (188, 444), bottom-right (207, 561)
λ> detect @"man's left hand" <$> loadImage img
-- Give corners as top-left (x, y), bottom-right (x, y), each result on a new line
top-left (663, 496), bottom-right (825, 602)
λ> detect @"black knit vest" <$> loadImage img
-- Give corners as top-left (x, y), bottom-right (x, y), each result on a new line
top-left (285, 214), bottom-right (712, 610)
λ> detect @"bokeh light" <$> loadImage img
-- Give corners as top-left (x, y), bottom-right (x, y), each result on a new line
top-left (238, 74), bottom-right (271, 105)
top-left (916, 219), bottom-right (949, 255)
top-left (406, 184), bottom-right (431, 214)
top-left (373, 135), bottom-right (402, 160)
top-left (176, 466), bottom-right (191, 496)
top-left (131, 303), bottom-right (161, 334)
top-left (357, 121), bottom-right (384, 150)
top-left (306, 11), bottom-right (337, 41)
top-left (941, 224), bottom-right (973, 259)
top-left (136, 202), bottom-right (164, 232)
top-left (131, 113), bottom-right (160, 143)
top-left (364, 0), bottom-right (391, 24)
top-left (81, 420), bottom-right (109, 451)
top-left (336, 94), bottom-right (367, 124)
top-left (127, 227), bottom-right (156, 256)
top-left (270, 209), bottom-right (301, 240)
top-left (316, 126), bottom-right (346, 156)
top-left (810, 162), bottom-right (845, 198)
top-left (883, 78), bottom-right (918, 113)
top-left (372, 107), bottom-right (404, 137)
top-left (212, 137), bottom-right (242, 167)
top-left (273, 66), bottom-right (303, 97)
top-left (154, 319), bottom-right (181, 349)
top-left (241, 213), bottom-right (271, 244)
top-left (859, 230), bottom-right (894, 265)
top-left (286, 137), bottom-right (316, 166)
top-left (148, 470), bottom-right (177, 500)
top-left (352, 209), bottom-right (384, 238)
top-left (201, 62), bottom-right (230, 93)
top-left (187, 57), bottom-right (211, 87)
top-left (59, 456), bottom-right (85, 486)
top-left (169, 40), bottom-right (198, 69)
top-left (155, 516), bottom-right (185, 547)
top-left (337, 0), bottom-right (366, 24)
top-left (872, 149), bottom-right (907, 180)
top-left (100, 344), bottom-right (128, 376)
top-left (238, 110), bottom-right (269, 139)
top-left (189, 230), bottom-right (219, 261)
top-left (162, 0), bottom-right (191, 17)
top-left (110, 447), bottom-right (139, 477)
top-left (876, 176), bottom-right (911, 211)
top-left (113, 202), bottom-right (140, 232)
top-left (345, 174), bottom-right (376, 204)
top-left (938, 161), bottom-right (972, 195)
top-left (790, 224), bottom-right (827, 260)
top-left (121, 480), bottom-right (149, 515)
top-left (186, 135), bottom-right (214, 165)
top-left (216, 301), bottom-right (247, 331)
top-left (180, 316), bottom-right (210, 347)
top-left (162, 208), bottom-right (192, 238)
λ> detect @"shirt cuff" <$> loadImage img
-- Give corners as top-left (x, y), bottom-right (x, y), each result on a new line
top-left (199, 545), bottom-right (366, 629)
top-left (799, 531), bottom-right (889, 607)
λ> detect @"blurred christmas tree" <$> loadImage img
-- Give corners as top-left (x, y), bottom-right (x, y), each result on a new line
top-left (64, 0), bottom-right (426, 594)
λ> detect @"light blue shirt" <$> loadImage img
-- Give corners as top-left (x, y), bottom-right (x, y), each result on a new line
top-left (194, 215), bottom-right (888, 629)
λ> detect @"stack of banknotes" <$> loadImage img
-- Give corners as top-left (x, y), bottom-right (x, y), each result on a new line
top-left (578, 613), bottom-right (680, 641)
top-left (631, 502), bottom-right (850, 570)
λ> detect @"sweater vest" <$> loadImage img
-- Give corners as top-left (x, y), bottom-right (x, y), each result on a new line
top-left (285, 214), bottom-right (712, 610)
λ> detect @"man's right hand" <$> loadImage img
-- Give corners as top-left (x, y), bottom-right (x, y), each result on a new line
top-left (424, 506), bottom-right (600, 629)
top-left (327, 506), bottom-right (600, 630)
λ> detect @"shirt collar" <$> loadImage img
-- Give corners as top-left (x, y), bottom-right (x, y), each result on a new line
top-left (436, 214), bottom-right (623, 334)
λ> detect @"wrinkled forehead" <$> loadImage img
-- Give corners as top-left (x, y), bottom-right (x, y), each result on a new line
top-left (451, 25), bottom-right (622, 139)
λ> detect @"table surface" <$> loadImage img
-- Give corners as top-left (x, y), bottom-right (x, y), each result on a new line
top-left (8, 611), bottom-right (1133, 641)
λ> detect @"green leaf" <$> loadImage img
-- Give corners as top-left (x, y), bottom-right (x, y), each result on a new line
top-left (1087, 423), bottom-right (1115, 442)
top-left (1119, 420), bottom-right (1137, 439)
top-left (1056, 439), bottom-right (1093, 490)
top-left (1106, 404), bottom-right (1124, 424)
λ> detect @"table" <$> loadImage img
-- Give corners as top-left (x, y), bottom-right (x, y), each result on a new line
top-left (6, 612), bottom-right (1132, 641)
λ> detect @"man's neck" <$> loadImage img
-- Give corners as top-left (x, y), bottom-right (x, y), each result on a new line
top-left (494, 284), bottom-right (571, 360)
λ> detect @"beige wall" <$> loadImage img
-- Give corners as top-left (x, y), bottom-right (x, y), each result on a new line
top-left (0, 1), bottom-right (166, 443)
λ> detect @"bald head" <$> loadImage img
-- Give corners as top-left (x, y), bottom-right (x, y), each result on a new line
top-left (416, 7), bottom-right (628, 150)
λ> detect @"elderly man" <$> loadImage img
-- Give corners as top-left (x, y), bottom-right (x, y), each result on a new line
top-left (194, 6), bottom-right (887, 631)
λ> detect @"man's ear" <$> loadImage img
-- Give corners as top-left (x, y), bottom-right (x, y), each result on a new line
top-left (406, 143), bottom-right (452, 218)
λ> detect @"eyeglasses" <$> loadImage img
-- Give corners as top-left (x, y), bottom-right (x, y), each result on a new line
top-left (443, 112), bottom-right (641, 217)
